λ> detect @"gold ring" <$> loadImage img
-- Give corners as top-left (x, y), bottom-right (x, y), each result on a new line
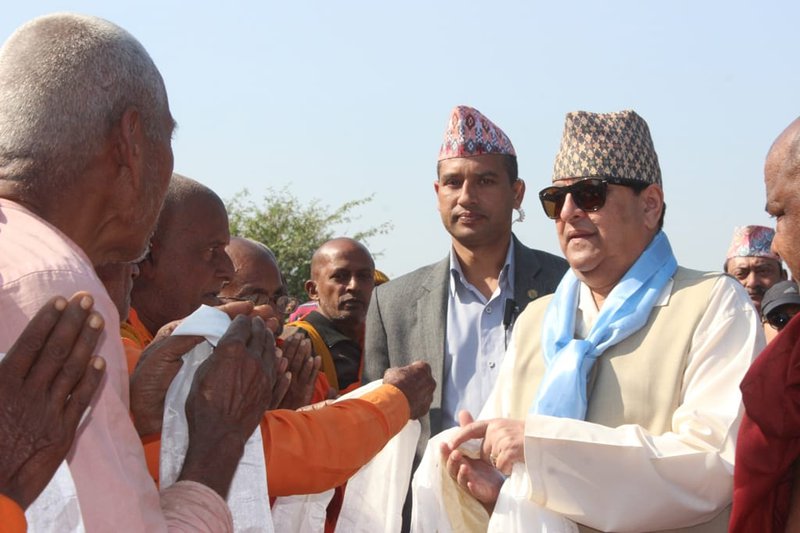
top-left (489, 453), bottom-right (498, 467)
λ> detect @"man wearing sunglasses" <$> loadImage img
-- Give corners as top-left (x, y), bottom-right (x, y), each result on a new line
top-left (760, 280), bottom-right (800, 335)
top-left (431, 110), bottom-right (762, 532)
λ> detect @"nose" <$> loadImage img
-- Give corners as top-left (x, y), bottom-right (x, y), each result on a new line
top-left (457, 179), bottom-right (478, 206)
top-left (743, 271), bottom-right (758, 288)
top-left (558, 192), bottom-right (585, 222)
top-left (218, 251), bottom-right (235, 283)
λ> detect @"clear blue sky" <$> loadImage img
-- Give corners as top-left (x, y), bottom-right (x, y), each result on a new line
top-left (3, 1), bottom-right (797, 279)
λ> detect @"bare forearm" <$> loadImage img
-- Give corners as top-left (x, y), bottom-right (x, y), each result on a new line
top-left (178, 432), bottom-right (245, 499)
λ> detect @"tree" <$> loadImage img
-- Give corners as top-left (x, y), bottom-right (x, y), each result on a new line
top-left (227, 188), bottom-right (392, 299)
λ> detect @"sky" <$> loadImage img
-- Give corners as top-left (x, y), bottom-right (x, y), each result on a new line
top-left (2, 1), bottom-right (798, 279)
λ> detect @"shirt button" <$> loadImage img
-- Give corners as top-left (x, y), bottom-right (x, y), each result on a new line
top-left (488, 361), bottom-right (496, 369)
top-left (485, 306), bottom-right (492, 314)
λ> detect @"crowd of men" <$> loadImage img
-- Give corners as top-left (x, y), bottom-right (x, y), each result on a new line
top-left (1, 12), bottom-right (800, 533)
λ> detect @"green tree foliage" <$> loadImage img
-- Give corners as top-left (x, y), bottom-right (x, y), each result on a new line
top-left (227, 188), bottom-right (392, 299)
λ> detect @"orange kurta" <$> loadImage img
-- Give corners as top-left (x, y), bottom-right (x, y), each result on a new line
top-left (121, 308), bottom-right (153, 374)
top-left (0, 494), bottom-right (26, 533)
top-left (123, 312), bottom-right (410, 497)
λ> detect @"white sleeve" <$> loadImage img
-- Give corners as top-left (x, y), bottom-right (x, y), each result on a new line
top-left (522, 276), bottom-right (764, 532)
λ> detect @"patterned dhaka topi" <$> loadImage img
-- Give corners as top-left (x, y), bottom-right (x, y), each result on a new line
top-left (438, 105), bottom-right (516, 161)
top-left (726, 225), bottom-right (780, 261)
top-left (552, 109), bottom-right (662, 185)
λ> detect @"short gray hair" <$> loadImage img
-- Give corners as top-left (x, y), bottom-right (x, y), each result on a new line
top-left (0, 13), bottom-right (172, 186)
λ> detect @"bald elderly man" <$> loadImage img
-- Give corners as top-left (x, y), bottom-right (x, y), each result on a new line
top-left (0, 14), bottom-right (273, 531)
top-left (221, 237), bottom-right (321, 409)
top-left (123, 178), bottom-right (436, 500)
top-left (732, 117), bottom-right (800, 531)
top-left (221, 237), bottom-right (289, 328)
top-left (287, 237), bottom-right (376, 397)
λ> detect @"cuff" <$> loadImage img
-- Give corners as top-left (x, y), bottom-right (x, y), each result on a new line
top-left (161, 480), bottom-right (232, 533)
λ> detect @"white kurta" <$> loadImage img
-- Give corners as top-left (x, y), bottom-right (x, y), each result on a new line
top-left (413, 273), bottom-right (763, 532)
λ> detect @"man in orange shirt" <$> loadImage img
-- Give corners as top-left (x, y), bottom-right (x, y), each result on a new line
top-left (125, 175), bottom-right (436, 499)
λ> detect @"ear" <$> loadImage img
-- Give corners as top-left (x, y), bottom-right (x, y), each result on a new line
top-left (512, 178), bottom-right (526, 209)
top-left (114, 107), bottom-right (145, 195)
top-left (305, 280), bottom-right (319, 301)
top-left (641, 184), bottom-right (664, 230)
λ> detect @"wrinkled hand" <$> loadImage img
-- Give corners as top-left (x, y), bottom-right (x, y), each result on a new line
top-left (274, 334), bottom-right (318, 410)
top-left (130, 331), bottom-right (203, 436)
top-left (179, 315), bottom-right (276, 499)
top-left (448, 411), bottom-right (525, 476)
top-left (383, 361), bottom-right (435, 419)
top-left (0, 293), bottom-right (106, 509)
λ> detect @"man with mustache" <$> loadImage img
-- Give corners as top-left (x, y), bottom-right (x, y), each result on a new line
top-left (424, 110), bottom-right (762, 532)
top-left (364, 105), bottom-right (568, 530)
top-left (287, 237), bottom-right (376, 396)
top-left (364, 105), bottom-right (568, 456)
top-left (723, 225), bottom-right (786, 317)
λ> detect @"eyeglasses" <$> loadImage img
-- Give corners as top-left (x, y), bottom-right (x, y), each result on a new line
top-left (220, 294), bottom-right (290, 313)
top-left (538, 177), bottom-right (648, 220)
top-left (765, 309), bottom-right (798, 331)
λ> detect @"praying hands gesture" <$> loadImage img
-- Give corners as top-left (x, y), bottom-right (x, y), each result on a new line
top-left (131, 300), bottom-right (288, 435)
top-left (0, 293), bottom-right (106, 509)
top-left (274, 333), bottom-right (320, 410)
top-left (441, 410), bottom-right (525, 513)
top-left (178, 314), bottom-right (276, 499)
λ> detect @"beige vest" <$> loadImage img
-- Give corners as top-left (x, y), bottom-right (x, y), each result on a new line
top-left (503, 267), bottom-right (729, 532)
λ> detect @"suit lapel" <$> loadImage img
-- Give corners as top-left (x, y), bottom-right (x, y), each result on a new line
top-left (513, 235), bottom-right (542, 309)
top-left (417, 257), bottom-right (449, 430)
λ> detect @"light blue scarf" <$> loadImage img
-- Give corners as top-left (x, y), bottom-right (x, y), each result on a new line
top-left (533, 231), bottom-right (677, 419)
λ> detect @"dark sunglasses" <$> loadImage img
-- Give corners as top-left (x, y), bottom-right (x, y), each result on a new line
top-left (766, 309), bottom-right (798, 331)
top-left (538, 177), bottom-right (648, 220)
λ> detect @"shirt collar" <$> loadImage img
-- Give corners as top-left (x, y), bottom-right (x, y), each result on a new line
top-left (448, 239), bottom-right (516, 298)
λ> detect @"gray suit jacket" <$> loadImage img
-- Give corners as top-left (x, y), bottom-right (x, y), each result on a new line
top-left (363, 234), bottom-right (569, 459)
